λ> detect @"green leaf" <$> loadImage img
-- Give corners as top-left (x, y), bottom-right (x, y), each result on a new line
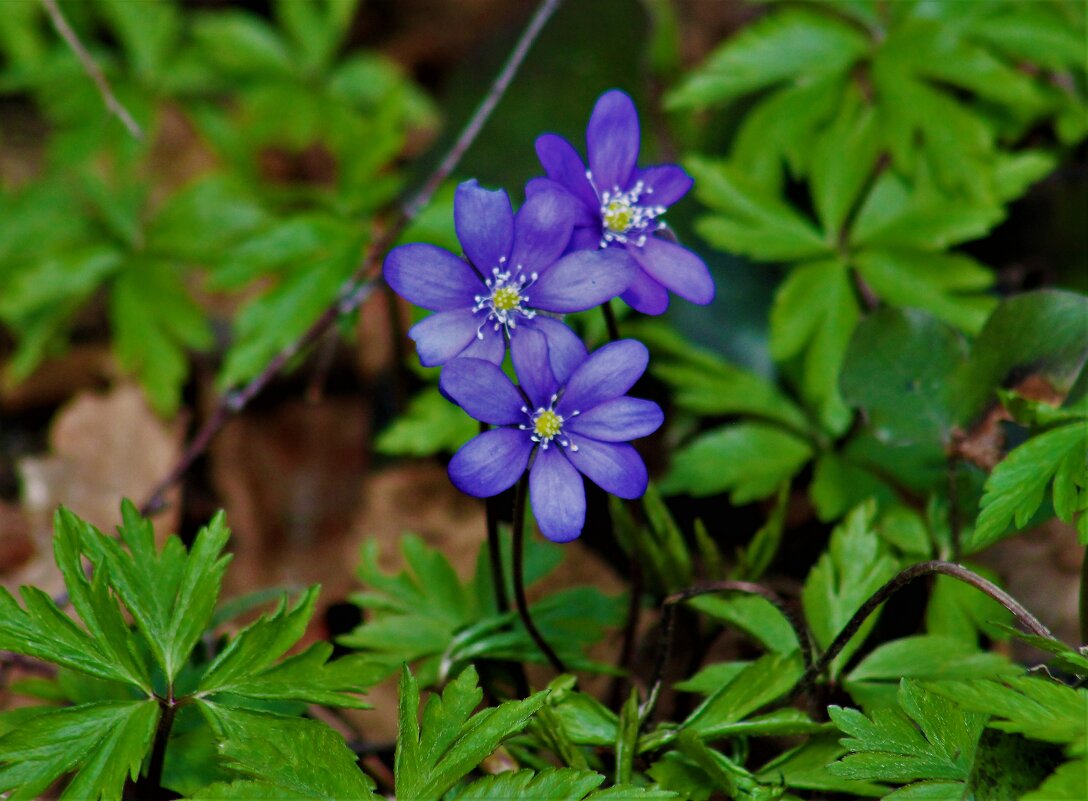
top-left (802, 502), bottom-right (900, 677)
top-left (841, 307), bottom-right (968, 446)
top-left (770, 259), bottom-right (859, 432)
top-left (667, 9), bottom-right (868, 110)
top-left (198, 586), bottom-right (358, 703)
top-left (97, 0), bottom-right (181, 81)
top-left (830, 680), bottom-right (986, 794)
top-left (342, 534), bottom-right (621, 683)
top-left (395, 665), bottom-right (549, 801)
top-left (954, 290), bottom-right (1088, 425)
top-left (854, 249), bottom-right (995, 334)
top-left (845, 635), bottom-right (1015, 708)
top-left (686, 592), bottom-right (800, 656)
top-left (970, 421), bottom-right (1088, 551)
top-left (928, 676), bottom-right (1088, 748)
top-left (681, 653), bottom-right (805, 741)
top-left (194, 701), bottom-right (378, 800)
top-left (688, 156), bottom-right (830, 262)
top-left (191, 11), bottom-right (294, 77)
top-left (661, 423), bottom-right (812, 502)
top-left (757, 735), bottom-right (885, 797)
top-left (109, 259), bottom-right (214, 415)
top-left (811, 87), bottom-right (880, 236)
top-left (452, 768), bottom-right (604, 801)
top-left (146, 176), bottom-right (269, 262)
top-left (650, 350), bottom-right (810, 434)
top-left (81, 501), bottom-right (231, 684)
top-left (925, 568), bottom-right (1013, 646)
top-left (0, 700), bottom-right (158, 801)
top-left (217, 226), bottom-right (366, 388)
top-left (989, 623), bottom-right (1088, 676)
top-left (849, 172), bottom-right (1003, 252)
top-left (375, 386), bottom-right (477, 457)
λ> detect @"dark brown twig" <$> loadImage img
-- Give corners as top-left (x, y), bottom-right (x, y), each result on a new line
top-left (639, 581), bottom-right (813, 730)
top-left (789, 560), bottom-right (1054, 702)
top-left (511, 475), bottom-right (568, 674)
top-left (140, 0), bottom-right (564, 515)
top-left (40, 0), bottom-right (143, 140)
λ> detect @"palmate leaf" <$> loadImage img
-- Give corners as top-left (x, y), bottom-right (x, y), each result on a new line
top-left (0, 700), bottom-right (159, 801)
top-left (829, 680), bottom-right (987, 795)
top-left (192, 702), bottom-right (379, 800)
top-left (802, 501), bottom-right (899, 679)
top-left (196, 585), bottom-right (380, 708)
top-left (970, 420), bottom-right (1088, 551)
top-left (1023, 759), bottom-right (1088, 801)
top-left (79, 500), bottom-right (231, 684)
top-left (928, 676), bottom-right (1088, 749)
top-left (342, 533), bottom-right (622, 684)
top-left (660, 422), bottom-right (813, 503)
top-left (453, 767), bottom-right (676, 800)
top-left (666, 8), bottom-right (868, 110)
top-left (395, 665), bottom-right (549, 801)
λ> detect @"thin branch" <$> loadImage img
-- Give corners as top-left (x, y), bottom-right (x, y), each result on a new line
top-left (639, 581), bottom-right (813, 730)
top-left (789, 560), bottom-right (1054, 701)
top-left (511, 475), bottom-right (568, 674)
top-left (141, 0), bottom-right (564, 515)
top-left (40, 0), bottom-right (143, 140)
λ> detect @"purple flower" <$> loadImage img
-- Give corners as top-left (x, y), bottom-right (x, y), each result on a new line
top-left (383, 180), bottom-right (633, 372)
top-left (529, 89), bottom-right (715, 315)
top-left (440, 329), bottom-right (663, 542)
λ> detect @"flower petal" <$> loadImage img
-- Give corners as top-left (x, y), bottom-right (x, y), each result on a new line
top-left (620, 265), bottom-right (670, 315)
top-left (634, 165), bottom-right (693, 206)
top-left (529, 249), bottom-right (634, 313)
top-left (384, 243), bottom-right (480, 311)
top-left (587, 90), bottom-right (640, 192)
top-left (520, 316), bottom-right (587, 385)
top-left (570, 226), bottom-right (603, 251)
top-left (526, 177), bottom-right (595, 227)
top-left (566, 438), bottom-right (648, 499)
top-left (459, 327), bottom-right (506, 363)
top-left (440, 358), bottom-right (526, 425)
top-left (455, 180), bottom-right (514, 270)
top-left (535, 133), bottom-right (598, 210)
top-left (510, 327), bottom-right (557, 411)
top-left (557, 339), bottom-right (649, 416)
top-left (566, 397), bottom-right (663, 442)
top-left (408, 309), bottom-right (482, 367)
top-left (509, 189), bottom-right (576, 276)
top-left (630, 236), bottom-right (715, 305)
top-left (529, 446), bottom-right (585, 542)
top-left (449, 428), bottom-right (532, 498)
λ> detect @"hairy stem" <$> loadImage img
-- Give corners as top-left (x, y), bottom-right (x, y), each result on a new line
top-left (511, 474), bottom-right (568, 674)
top-left (1080, 547), bottom-right (1088, 647)
top-left (639, 581), bottom-right (813, 730)
top-left (140, 0), bottom-right (564, 515)
top-left (483, 425), bottom-right (511, 616)
top-left (790, 560), bottom-right (1054, 701)
top-left (41, 0), bottom-right (143, 140)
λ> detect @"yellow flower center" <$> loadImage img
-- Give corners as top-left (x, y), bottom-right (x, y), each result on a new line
top-left (533, 409), bottom-right (563, 440)
top-left (603, 200), bottom-right (634, 233)
top-left (492, 285), bottom-right (522, 311)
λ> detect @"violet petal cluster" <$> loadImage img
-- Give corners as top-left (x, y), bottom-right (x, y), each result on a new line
top-left (440, 329), bottom-right (663, 542)
top-left (529, 89), bottom-right (715, 315)
top-left (384, 180), bottom-right (632, 373)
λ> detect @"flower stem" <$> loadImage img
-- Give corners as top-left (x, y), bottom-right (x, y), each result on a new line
top-left (789, 560), bottom-right (1053, 702)
top-left (1080, 547), bottom-right (1088, 647)
top-left (511, 474), bottom-right (568, 673)
top-left (483, 427), bottom-right (511, 615)
top-left (602, 300), bottom-right (621, 343)
top-left (639, 581), bottom-right (812, 730)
